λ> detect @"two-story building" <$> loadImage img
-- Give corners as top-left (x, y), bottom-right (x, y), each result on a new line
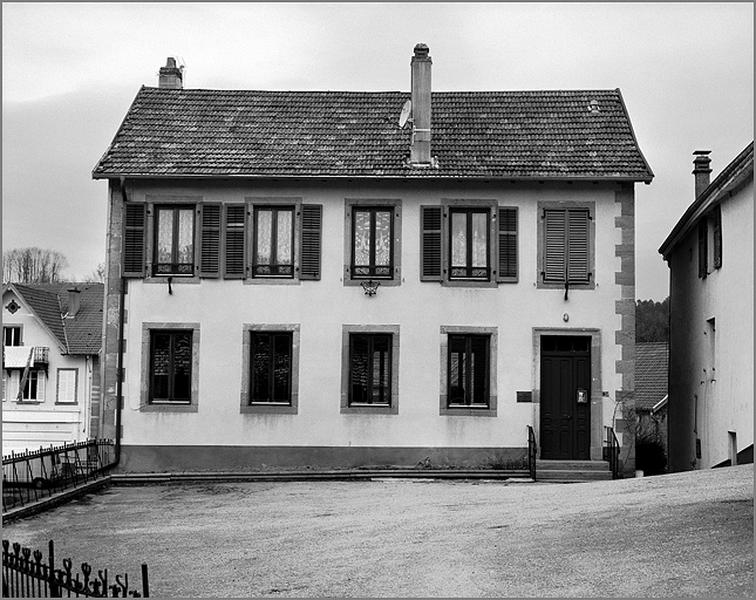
top-left (92, 46), bottom-right (653, 475)
top-left (2, 282), bottom-right (103, 454)
top-left (660, 142), bottom-right (754, 471)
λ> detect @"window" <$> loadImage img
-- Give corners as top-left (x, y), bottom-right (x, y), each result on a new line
top-left (20, 370), bottom-right (45, 402)
top-left (538, 204), bottom-right (594, 287)
top-left (349, 333), bottom-right (392, 406)
top-left (341, 325), bottom-right (400, 414)
top-left (448, 334), bottom-right (490, 407)
top-left (250, 332), bottom-right (293, 404)
top-left (351, 207), bottom-right (394, 279)
top-left (253, 206), bottom-right (294, 277)
top-left (439, 326), bottom-right (497, 416)
top-left (56, 368), bottom-right (78, 404)
top-left (449, 208), bottom-right (490, 280)
top-left (149, 330), bottom-right (193, 404)
top-left (3, 326), bottom-right (21, 346)
top-left (420, 203), bottom-right (516, 285)
top-left (700, 206), bottom-right (722, 278)
top-left (153, 206), bottom-right (195, 275)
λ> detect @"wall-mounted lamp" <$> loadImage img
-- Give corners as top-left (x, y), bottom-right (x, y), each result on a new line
top-left (361, 280), bottom-right (380, 296)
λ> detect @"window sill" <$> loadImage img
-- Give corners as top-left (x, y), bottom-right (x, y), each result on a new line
top-left (537, 281), bottom-right (595, 290)
top-left (344, 270), bottom-right (401, 287)
top-left (341, 404), bottom-right (398, 415)
top-left (240, 403), bottom-right (297, 414)
top-left (16, 400), bottom-right (43, 405)
top-left (441, 278), bottom-right (497, 288)
top-left (440, 404), bottom-right (497, 417)
top-left (141, 403), bottom-right (198, 413)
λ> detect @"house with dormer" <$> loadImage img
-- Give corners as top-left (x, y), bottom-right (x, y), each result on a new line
top-left (92, 46), bottom-right (652, 475)
top-left (2, 283), bottom-right (103, 454)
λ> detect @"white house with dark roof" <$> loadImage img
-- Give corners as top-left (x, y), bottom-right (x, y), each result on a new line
top-left (92, 46), bottom-right (653, 475)
top-left (660, 142), bottom-right (753, 471)
top-left (2, 283), bottom-right (104, 454)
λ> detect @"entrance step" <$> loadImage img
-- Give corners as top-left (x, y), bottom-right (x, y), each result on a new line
top-left (535, 460), bottom-right (613, 483)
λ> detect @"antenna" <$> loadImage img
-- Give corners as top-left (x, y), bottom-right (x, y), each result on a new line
top-left (398, 100), bottom-right (412, 128)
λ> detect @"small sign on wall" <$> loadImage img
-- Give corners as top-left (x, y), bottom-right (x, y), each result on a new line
top-left (516, 391), bottom-right (532, 403)
top-left (576, 388), bottom-right (588, 403)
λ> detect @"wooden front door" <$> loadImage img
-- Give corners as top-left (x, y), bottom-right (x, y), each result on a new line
top-left (540, 336), bottom-right (591, 460)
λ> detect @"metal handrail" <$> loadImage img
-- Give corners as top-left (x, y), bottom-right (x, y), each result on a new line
top-left (527, 425), bottom-right (537, 481)
top-left (604, 426), bottom-right (621, 479)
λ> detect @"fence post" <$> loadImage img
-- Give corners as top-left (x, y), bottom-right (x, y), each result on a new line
top-left (48, 539), bottom-right (60, 598)
top-left (142, 563), bottom-right (150, 597)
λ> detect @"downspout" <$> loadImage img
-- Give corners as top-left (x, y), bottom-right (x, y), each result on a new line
top-left (113, 276), bottom-right (126, 468)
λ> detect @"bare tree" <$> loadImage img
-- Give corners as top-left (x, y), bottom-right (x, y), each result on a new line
top-left (3, 247), bottom-right (69, 283)
top-left (82, 262), bottom-right (106, 283)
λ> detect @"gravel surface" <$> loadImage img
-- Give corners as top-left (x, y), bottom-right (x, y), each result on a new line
top-left (4, 464), bottom-right (752, 597)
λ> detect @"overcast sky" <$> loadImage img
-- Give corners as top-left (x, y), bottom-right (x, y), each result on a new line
top-left (2, 2), bottom-right (753, 300)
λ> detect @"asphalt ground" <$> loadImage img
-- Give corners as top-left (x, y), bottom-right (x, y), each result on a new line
top-left (3, 464), bottom-right (752, 597)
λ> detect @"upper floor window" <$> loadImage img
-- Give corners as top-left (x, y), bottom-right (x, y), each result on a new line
top-left (449, 208), bottom-right (490, 280)
top-left (420, 203), bottom-right (517, 286)
top-left (699, 205), bottom-right (722, 279)
top-left (4, 326), bottom-right (21, 346)
top-left (20, 370), bottom-right (45, 402)
top-left (538, 204), bottom-right (594, 287)
top-left (253, 206), bottom-right (295, 278)
top-left (352, 207), bottom-right (394, 279)
top-left (154, 206), bottom-right (195, 276)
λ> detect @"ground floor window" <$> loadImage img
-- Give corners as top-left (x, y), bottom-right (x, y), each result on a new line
top-left (250, 331), bottom-right (293, 404)
top-left (149, 330), bottom-right (193, 404)
top-left (448, 334), bottom-right (490, 407)
top-left (349, 333), bottom-right (392, 406)
top-left (20, 370), bottom-right (46, 402)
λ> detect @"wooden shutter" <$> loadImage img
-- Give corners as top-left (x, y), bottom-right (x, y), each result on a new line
top-left (712, 205), bottom-right (722, 269)
top-left (123, 203), bottom-right (146, 277)
top-left (223, 204), bottom-right (247, 278)
top-left (567, 209), bottom-right (590, 283)
top-left (420, 206), bottom-right (442, 281)
top-left (542, 209), bottom-right (566, 282)
top-left (300, 204), bottom-right (322, 280)
top-left (698, 218), bottom-right (708, 278)
top-left (199, 204), bottom-right (221, 277)
top-left (497, 207), bottom-right (518, 282)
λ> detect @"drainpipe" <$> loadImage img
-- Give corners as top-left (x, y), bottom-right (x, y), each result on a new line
top-left (113, 276), bottom-right (127, 468)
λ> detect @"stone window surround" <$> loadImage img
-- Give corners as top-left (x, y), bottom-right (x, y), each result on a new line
top-left (340, 324), bottom-right (400, 414)
top-left (343, 198), bottom-right (402, 287)
top-left (536, 200), bottom-right (596, 290)
top-left (240, 323), bottom-right (301, 414)
top-left (439, 325), bottom-right (498, 416)
top-left (440, 199), bottom-right (499, 288)
top-left (140, 322), bottom-right (200, 412)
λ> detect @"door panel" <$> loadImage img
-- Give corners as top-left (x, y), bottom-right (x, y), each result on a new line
top-left (540, 337), bottom-right (591, 460)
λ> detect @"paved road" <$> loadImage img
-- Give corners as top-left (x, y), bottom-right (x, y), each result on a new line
top-left (4, 465), bottom-right (753, 597)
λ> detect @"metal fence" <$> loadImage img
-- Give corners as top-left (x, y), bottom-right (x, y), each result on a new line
top-left (2, 539), bottom-right (148, 598)
top-left (526, 425), bottom-right (537, 481)
top-left (3, 440), bottom-right (115, 513)
top-left (603, 426), bottom-right (621, 479)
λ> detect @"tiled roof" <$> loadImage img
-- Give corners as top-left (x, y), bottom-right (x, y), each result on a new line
top-left (93, 87), bottom-right (653, 181)
top-left (636, 342), bottom-right (668, 411)
top-left (12, 283), bottom-right (103, 355)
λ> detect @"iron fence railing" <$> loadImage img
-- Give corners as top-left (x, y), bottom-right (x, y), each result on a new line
top-left (3, 440), bottom-right (115, 513)
top-left (527, 425), bottom-right (537, 481)
top-left (2, 539), bottom-right (148, 598)
top-left (603, 426), bottom-right (621, 479)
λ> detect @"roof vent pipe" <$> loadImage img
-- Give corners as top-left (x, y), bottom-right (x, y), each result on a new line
top-left (692, 150), bottom-right (712, 199)
top-left (410, 43), bottom-right (432, 165)
top-left (159, 57), bottom-right (183, 89)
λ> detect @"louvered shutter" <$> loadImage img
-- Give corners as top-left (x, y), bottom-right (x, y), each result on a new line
top-left (223, 204), bottom-right (247, 278)
top-left (542, 209), bottom-right (566, 282)
top-left (712, 205), bottom-right (722, 269)
top-left (698, 218), bottom-right (708, 278)
top-left (123, 203), bottom-right (146, 277)
top-left (497, 207), bottom-right (518, 282)
top-left (199, 204), bottom-right (221, 277)
top-left (420, 206), bottom-right (442, 281)
top-left (300, 204), bottom-right (322, 280)
top-left (567, 209), bottom-right (590, 283)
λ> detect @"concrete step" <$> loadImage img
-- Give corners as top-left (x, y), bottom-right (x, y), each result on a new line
top-left (535, 460), bottom-right (614, 483)
top-left (536, 460), bottom-right (611, 471)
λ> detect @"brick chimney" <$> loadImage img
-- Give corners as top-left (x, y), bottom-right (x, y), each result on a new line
top-left (66, 287), bottom-right (81, 318)
top-left (159, 57), bottom-right (183, 89)
top-left (410, 43), bottom-right (432, 165)
top-left (693, 150), bottom-right (712, 198)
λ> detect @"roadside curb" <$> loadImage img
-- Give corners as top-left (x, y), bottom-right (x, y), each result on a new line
top-left (2, 477), bottom-right (112, 524)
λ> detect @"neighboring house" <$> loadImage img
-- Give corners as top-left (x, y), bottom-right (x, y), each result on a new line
top-left (2, 283), bottom-right (104, 454)
top-left (635, 341), bottom-right (668, 445)
top-left (91, 48), bottom-right (653, 474)
top-left (660, 142), bottom-right (754, 471)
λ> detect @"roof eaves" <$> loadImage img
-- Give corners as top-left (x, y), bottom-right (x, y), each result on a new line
top-left (91, 85), bottom-right (147, 179)
top-left (615, 88), bottom-right (655, 183)
top-left (659, 141), bottom-right (754, 259)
